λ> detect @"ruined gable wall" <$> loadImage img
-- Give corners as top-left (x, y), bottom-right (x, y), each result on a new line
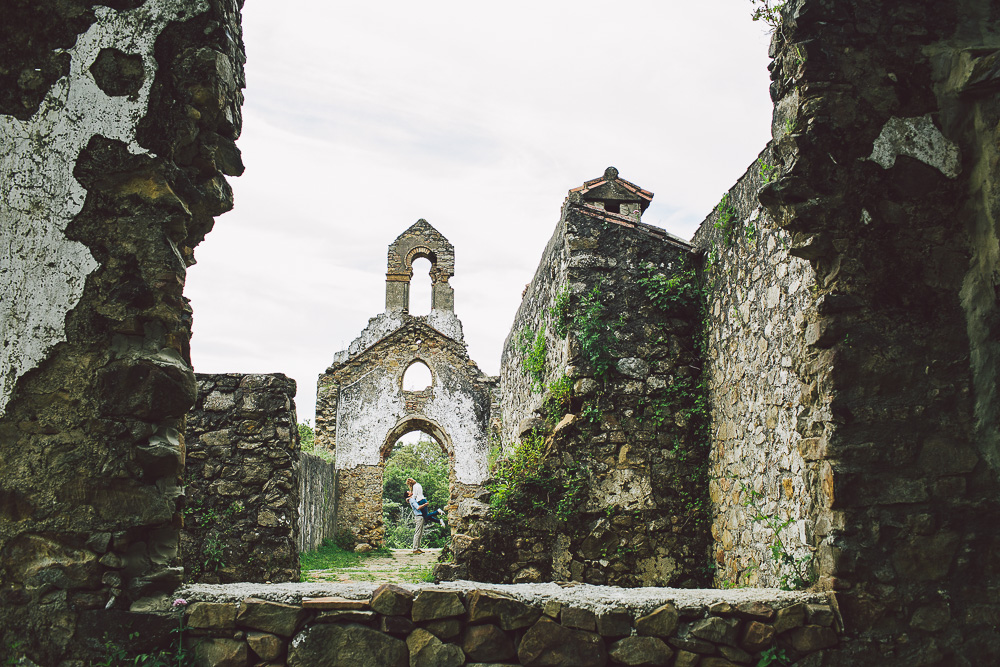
top-left (691, 148), bottom-right (820, 590)
top-left (753, 0), bottom-right (1000, 662)
top-left (458, 201), bottom-right (711, 587)
top-left (183, 373), bottom-right (300, 584)
top-left (0, 1), bottom-right (244, 662)
top-left (316, 319), bottom-right (493, 546)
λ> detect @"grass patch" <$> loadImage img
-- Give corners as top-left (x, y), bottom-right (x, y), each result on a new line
top-left (399, 564), bottom-right (435, 583)
top-left (300, 540), bottom-right (391, 572)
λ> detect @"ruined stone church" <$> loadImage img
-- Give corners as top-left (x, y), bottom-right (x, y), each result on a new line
top-left (3, 0), bottom-right (1000, 664)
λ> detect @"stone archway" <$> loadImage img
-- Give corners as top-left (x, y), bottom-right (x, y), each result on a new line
top-left (315, 220), bottom-right (496, 547)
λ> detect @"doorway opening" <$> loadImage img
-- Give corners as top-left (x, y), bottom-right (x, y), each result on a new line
top-left (382, 430), bottom-right (449, 550)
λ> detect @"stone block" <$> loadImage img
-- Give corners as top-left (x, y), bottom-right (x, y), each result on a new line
top-left (673, 650), bottom-right (700, 667)
top-left (740, 620), bottom-right (776, 652)
top-left (891, 532), bottom-right (960, 580)
top-left (735, 601), bottom-right (775, 621)
top-left (370, 583), bottom-right (414, 616)
top-left (187, 602), bottom-right (237, 630)
top-left (236, 598), bottom-right (306, 637)
top-left (772, 603), bottom-right (806, 634)
top-left (411, 590), bottom-right (465, 622)
top-left (804, 604), bottom-right (834, 627)
top-left (406, 628), bottom-right (464, 667)
top-left (909, 603), bottom-right (950, 632)
top-left (517, 618), bottom-right (607, 667)
top-left (462, 623), bottom-right (516, 663)
top-left (287, 623), bottom-right (407, 667)
top-left (668, 635), bottom-right (716, 654)
top-left (193, 638), bottom-right (248, 667)
top-left (315, 610), bottom-right (375, 623)
top-left (561, 606), bottom-right (597, 631)
top-left (689, 616), bottom-right (739, 646)
top-left (635, 603), bottom-right (679, 638)
top-left (718, 645), bottom-right (752, 663)
top-left (302, 596), bottom-right (370, 610)
top-left (246, 631), bottom-right (284, 662)
top-left (423, 618), bottom-right (462, 640)
top-left (608, 636), bottom-right (673, 666)
top-left (596, 608), bottom-right (633, 637)
top-left (466, 589), bottom-right (540, 630)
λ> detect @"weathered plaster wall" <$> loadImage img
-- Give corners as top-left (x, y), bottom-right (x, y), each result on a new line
top-left (450, 171), bottom-right (712, 588)
top-left (299, 452), bottom-right (337, 553)
top-left (317, 319), bottom-right (494, 546)
top-left (691, 148), bottom-right (820, 589)
top-left (183, 373), bottom-right (300, 584)
top-left (0, 0), bottom-right (244, 663)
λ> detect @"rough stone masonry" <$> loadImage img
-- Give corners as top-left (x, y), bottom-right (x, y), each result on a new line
top-left (3, 0), bottom-right (1000, 665)
top-left (0, 0), bottom-right (245, 663)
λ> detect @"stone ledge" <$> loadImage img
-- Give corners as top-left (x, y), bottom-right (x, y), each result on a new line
top-left (173, 583), bottom-right (838, 666)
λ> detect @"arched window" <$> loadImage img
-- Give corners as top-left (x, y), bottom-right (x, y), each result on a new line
top-left (402, 360), bottom-right (432, 391)
top-left (409, 256), bottom-right (432, 315)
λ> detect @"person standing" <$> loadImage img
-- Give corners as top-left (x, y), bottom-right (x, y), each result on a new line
top-left (406, 490), bottom-right (425, 554)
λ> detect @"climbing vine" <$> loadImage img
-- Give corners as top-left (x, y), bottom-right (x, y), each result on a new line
top-left (516, 325), bottom-right (547, 392)
top-left (741, 483), bottom-right (815, 590)
top-left (569, 281), bottom-right (622, 381)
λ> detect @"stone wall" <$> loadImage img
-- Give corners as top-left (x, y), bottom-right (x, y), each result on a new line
top-left (299, 452), bottom-right (337, 553)
top-left (0, 0), bottom-right (244, 663)
top-left (745, 0), bottom-right (1000, 662)
top-left (174, 583), bottom-right (839, 667)
top-left (450, 170), bottom-right (713, 587)
top-left (184, 374), bottom-right (300, 584)
top-left (692, 148), bottom-right (820, 589)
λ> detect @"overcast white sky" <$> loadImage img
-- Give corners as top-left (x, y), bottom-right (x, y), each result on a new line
top-left (185, 1), bottom-right (776, 422)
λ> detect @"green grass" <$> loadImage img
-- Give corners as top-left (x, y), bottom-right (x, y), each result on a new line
top-left (399, 563), bottom-right (435, 583)
top-left (299, 540), bottom-right (392, 571)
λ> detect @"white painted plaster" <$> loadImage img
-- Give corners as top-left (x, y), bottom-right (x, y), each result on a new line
top-left (332, 310), bottom-right (466, 366)
top-left (0, 0), bottom-right (207, 416)
top-left (424, 382), bottom-right (489, 484)
top-left (332, 312), bottom-right (404, 365)
top-left (868, 114), bottom-right (961, 179)
top-left (421, 309), bottom-right (464, 343)
top-left (334, 368), bottom-right (404, 469)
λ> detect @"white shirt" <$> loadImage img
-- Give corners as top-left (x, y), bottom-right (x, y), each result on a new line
top-left (412, 482), bottom-right (425, 501)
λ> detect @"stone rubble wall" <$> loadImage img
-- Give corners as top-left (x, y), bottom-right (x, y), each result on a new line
top-left (174, 584), bottom-right (839, 667)
top-left (0, 0), bottom-right (245, 663)
top-left (184, 373), bottom-right (300, 584)
top-left (452, 195), bottom-right (712, 587)
top-left (691, 148), bottom-right (820, 589)
top-left (747, 0), bottom-right (1000, 662)
top-left (298, 452), bottom-right (337, 553)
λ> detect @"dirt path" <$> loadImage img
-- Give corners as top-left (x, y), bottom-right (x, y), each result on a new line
top-left (303, 548), bottom-right (442, 584)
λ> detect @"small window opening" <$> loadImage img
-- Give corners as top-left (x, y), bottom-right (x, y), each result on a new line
top-left (605, 201), bottom-right (621, 214)
top-left (410, 257), bottom-right (432, 315)
top-left (402, 360), bottom-right (432, 390)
